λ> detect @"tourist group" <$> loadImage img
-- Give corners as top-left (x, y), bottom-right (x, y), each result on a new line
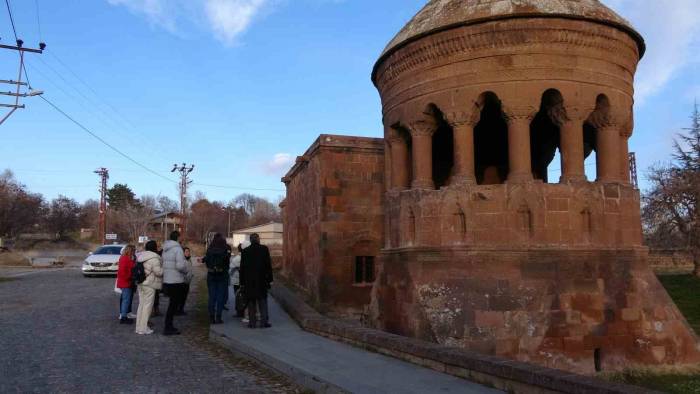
top-left (114, 231), bottom-right (273, 335)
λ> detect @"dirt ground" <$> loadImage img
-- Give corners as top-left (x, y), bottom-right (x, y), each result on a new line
top-left (0, 250), bottom-right (30, 266)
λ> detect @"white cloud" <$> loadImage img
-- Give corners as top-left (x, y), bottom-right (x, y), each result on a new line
top-left (204, 0), bottom-right (268, 46)
top-left (107, 0), bottom-right (177, 32)
top-left (607, 0), bottom-right (700, 105)
top-left (263, 153), bottom-right (295, 175)
top-left (107, 0), bottom-right (269, 44)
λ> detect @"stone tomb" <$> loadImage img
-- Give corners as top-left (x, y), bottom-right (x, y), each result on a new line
top-left (282, 0), bottom-right (700, 373)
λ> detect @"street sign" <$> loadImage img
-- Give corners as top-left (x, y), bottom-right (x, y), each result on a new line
top-left (105, 234), bottom-right (117, 240)
top-left (138, 236), bottom-right (148, 244)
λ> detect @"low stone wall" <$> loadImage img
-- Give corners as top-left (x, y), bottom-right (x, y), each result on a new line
top-left (648, 250), bottom-right (693, 273)
top-left (270, 283), bottom-right (657, 394)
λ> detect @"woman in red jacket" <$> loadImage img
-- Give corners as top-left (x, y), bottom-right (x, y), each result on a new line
top-left (117, 244), bottom-right (136, 324)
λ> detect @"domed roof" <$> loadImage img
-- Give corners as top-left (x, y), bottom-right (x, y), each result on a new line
top-left (379, 0), bottom-right (645, 60)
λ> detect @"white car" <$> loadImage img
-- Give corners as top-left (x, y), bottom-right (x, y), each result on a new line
top-left (82, 244), bottom-right (125, 277)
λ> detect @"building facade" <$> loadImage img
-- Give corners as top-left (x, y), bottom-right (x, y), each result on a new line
top-left (282, 0), bottom-right (700, 373)
top-left (282, 135), bottom-right (384, 317)
top-left (229, 222), bottom-right (284, 247)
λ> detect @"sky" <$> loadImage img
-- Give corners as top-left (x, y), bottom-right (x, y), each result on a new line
top-left (0, 0), bottom-right (698, 204)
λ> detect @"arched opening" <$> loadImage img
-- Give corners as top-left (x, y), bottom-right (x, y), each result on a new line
top-left (427, 105), bottom-right (454, 189)
top-left (584, 94), bottom-right (611, 181)
top-left (530, 89), bottom-right (563, 183)
top-left (583, 123), bottom-right (597, 180)
top-left (474, 92), bottom-right (509, 185)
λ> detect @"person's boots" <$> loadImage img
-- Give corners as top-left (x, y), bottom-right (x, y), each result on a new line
top-left (210, 315), bottom-right (216, 324)
top-left (163, 326), bottom-right (181, 336)
top-left (215, 314), bottom-right (223, 324)
top-left (120, 317), bottom-right (134, 325)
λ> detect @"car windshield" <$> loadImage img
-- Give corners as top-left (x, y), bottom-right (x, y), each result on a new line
top-left (93, 246), bottom-right (123, 255)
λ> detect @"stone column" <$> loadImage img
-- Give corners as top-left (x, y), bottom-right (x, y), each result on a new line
top-left (558, 106), bottom-right (588, 183)
top-left (408, 120), bottom-right (436, 190)
top-left (592, 115), bottom-right (622, 183)
top-left (389, 135), bottom-right (410, 190)
top-left (504, 108), bottom-right (536, 183)
top-left (444, 111), bottom-right (478, 185)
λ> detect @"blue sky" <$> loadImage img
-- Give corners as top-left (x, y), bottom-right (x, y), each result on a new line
top-left (0, 0), bottom-right (698, 204)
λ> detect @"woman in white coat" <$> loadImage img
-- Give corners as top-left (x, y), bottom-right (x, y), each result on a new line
top-left (135, 240), bottom-right (163, 335)
top-left (230, 241), bottom-right (249, 318)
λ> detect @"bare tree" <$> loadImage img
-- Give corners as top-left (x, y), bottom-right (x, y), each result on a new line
top-left (0, 170), bottom-right (44, 238)
top-left (44, 196), bottom-right (81, 238)
top-left (157, 195), bottom-right (179, 213)
top-left (643, 103), bottom-right (700, 275)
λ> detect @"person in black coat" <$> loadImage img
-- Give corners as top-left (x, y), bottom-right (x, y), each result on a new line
top-left (202, 233), bottom-right (231, 324)
top-left (239, 233), bottom-right (273, 328)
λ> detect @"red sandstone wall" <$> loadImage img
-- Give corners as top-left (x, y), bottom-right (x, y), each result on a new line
top-left (317, 139), bottom-right (384, 317)
top-left (283, 151), bottom-right (323, 304)
top-left (385, 183), bottom-right (643, 249)
top-left (283, 135), bottom-right (384, 317)
top-left (375, 247), bottom-right (700, 374)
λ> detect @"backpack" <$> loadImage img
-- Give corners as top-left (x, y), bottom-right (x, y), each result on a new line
top-left (132, 261), bottom-right (147, 284)
top-left (205, 252), bottom-right (229, 274)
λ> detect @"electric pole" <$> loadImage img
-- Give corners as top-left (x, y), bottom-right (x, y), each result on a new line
top-left (628, 152), bottom-right (639, 190)
top-left (94, 168), bottom-right (109, 243)
top-left (172, 163), bottom-right (194, 241)
top-left (0, 39), bottom-right (45, 126)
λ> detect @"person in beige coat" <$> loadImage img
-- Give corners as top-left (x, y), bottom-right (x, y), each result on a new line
top-left (135, 240), bottom-right (163, 335)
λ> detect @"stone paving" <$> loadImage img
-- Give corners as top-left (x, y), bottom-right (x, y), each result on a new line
top-left (0, 267), bottom-right (302, 394)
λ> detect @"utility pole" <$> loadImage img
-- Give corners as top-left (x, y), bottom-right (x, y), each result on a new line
top-left (223, 206), bottom-right (232, 239)
top-left (0, 40), bottom-right (45, 126)
top-left (172, 163), bottom-right (194, 241)
top-left (628, 152), bottom-right (639, 190)
top-left (94, 168), bottom-right (109, 243)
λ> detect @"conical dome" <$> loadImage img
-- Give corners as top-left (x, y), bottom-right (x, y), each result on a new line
top-left (380, 0), bottom-right (644, 60)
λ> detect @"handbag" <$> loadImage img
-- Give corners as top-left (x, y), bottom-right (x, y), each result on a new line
top-left (235, 287), bottom-right (246, 314)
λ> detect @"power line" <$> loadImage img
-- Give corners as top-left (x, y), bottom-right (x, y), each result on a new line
top-left (26, 59), bottom-right (167, 160)
top-left (4, 0), bottom-right (18, 41)
top-left (192, 182), bottom-right (284, 192)
top-left (4, 0), bottom-right (34, 89)
top-left (34, 0), bottom-right (42, 42)
top-left (46, 49), bottom-right (137, 131)
top-left (39, 95), bottom-right (178, 185)
top-left (37, 50), bottom-right (177, 162)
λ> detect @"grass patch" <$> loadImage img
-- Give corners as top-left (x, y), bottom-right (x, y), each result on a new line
top-left (606, 274), bottom-right (700, 393)
top-left (607, 369), bottom-right (700, 394)
top-left (658, 274), bottom-right (700, 334)
top-left (0, 277), bottom-right (17, 283)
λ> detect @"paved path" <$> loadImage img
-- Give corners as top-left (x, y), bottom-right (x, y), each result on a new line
top-left (0, 268), bottom-right (301, 393)
top-left (211, 297), bottom-right (502, 394)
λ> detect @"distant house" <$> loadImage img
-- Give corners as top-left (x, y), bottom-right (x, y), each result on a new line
top-left (229, 222), bottom-right (283, 247)
top-left (148, 212), bottom-right (183, 242)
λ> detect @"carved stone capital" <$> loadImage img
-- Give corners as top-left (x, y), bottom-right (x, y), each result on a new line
top-left (561, 105), bottom-right (596, 124)
top-left (407, 119), bottom-right (437, 137)
top-left (587, 110), bottom-right (627, 130)
top-left (503, 106), bottom-right (538, 124)
top-left (388, 134), bottom-right (407, 145)
top-left (443, 109), bottom-right (480, 128)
